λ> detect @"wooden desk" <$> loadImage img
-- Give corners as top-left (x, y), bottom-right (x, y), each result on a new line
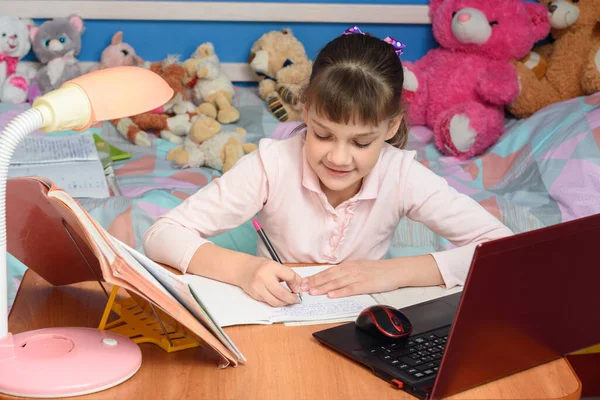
top-left (6, 270), bottom-right (581, 400)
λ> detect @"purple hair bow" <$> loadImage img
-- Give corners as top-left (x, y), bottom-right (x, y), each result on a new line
top-left (343, 26), bottom-right (406, 57)
top-left (343, 26), bottom-right (364, 35)
top-left (384, 36), bottom-right (406, 57)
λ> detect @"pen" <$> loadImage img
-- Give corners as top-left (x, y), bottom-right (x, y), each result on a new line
top-left (252, 219), bottom-right (303, 303)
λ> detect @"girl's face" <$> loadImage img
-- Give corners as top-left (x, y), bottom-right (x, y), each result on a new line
top-left (303, 106), bottom-right (400, 203)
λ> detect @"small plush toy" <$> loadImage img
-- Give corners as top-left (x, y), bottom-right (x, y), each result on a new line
top-left (95, 31), bottom-right (143, 70)
top-left (518, 51), bottom-right (548, 80)
top-left (27, 14), bottom-right (85, 102)
top-left (402, 0), bottom-right (550, 159)
top-left (182, 42), bottom-right (240, 124)
top-left (249, 28), bottom-right (312, 122)
top-left (0, 15), bottom-right (35, 104)
top-left (167, 116), bottom-right (257, 173)
top-left (507, 0), bottom-right (600, 119)
top-left (111, 56), bottom-right (198, 146)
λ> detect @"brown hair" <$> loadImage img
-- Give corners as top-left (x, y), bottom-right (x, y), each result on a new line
top-left (298, 32), bottom-right (409, 149)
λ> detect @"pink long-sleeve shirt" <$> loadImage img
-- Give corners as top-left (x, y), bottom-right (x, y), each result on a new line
top-left (143, 134), bottom-right (513, 288)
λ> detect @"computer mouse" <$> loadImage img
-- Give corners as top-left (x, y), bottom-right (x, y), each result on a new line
top-left (355, 305), bottom-right (413, 339)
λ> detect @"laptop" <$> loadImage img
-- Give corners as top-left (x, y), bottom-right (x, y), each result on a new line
top-left (313, 212), bottom-right (600, 399)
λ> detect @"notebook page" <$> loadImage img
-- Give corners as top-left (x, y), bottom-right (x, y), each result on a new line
top-left (284, 316), bottom-right (357, 327)
top-left (9, 133), bottom-right (110, 198)
top-left (180, 265), bottom-right (379, 327)
top-left (268, 293), bottom-right (376, 323)
top-left (180, 274), bottom-right (274, 327)
top-left (270, 265), bottom-right (377, 323)
top-left (11, 133), bottom-right (99, 164)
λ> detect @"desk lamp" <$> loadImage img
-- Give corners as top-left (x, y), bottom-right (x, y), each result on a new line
top-left (0, 66), bottom-right (173, 398)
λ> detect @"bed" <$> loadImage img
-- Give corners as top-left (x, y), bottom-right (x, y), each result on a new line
top-left (4, 1), bottom-right (600, 310)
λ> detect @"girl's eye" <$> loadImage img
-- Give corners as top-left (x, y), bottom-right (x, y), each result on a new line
top-left (354, 141), bottom-right (372, 149)
top-left (43, 39), bottom-right (50, 47)
top-left (314, 131), bottom-right (331, 141)
top-left (58, 35), bottom-right (67, 43)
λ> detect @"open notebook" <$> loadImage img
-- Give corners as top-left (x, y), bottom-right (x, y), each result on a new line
top-left (179, 266), bottom-right (379, 327)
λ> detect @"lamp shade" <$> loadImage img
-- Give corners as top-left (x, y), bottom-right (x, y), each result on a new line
top-left (64, 66), bottom-right (173, 131)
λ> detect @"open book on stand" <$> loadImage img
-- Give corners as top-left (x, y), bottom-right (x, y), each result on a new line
top-left (6, 176), bottom-right (244, 367)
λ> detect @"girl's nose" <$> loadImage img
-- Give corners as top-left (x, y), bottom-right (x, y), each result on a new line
top-left (329, 145), bottom-right (351, 166)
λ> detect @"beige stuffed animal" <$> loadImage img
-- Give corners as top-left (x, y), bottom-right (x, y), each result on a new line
top-left (249, 28), bottom-right (312, 122)
top-left (167, 117), bottom-right (257, 173)
top-left (507, 0), bottom-right (600, 118)
top-left (182, 42), bottom-right (240, 124)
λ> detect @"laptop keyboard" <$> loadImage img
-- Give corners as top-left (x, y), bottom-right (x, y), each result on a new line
top-left (368, 327), bottom-right (450, 380)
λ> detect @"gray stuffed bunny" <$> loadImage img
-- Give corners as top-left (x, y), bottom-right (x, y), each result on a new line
top-left (27, 14), bottom-right (84, 102)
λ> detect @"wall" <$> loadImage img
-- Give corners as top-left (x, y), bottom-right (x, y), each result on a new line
top-left (14, 0), bottom-right (436, 81)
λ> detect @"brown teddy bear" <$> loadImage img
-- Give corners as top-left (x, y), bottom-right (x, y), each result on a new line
top-left (248, 28), bottom-right (312, 122)
top-left (111, 56), bottom-right (198, 146)
top-left (166, 116), bottom-right (257, 173)
top-left (507, 0), bottom-right (600, 118)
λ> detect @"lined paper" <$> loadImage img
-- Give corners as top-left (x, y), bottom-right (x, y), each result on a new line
top-left (11, 134), bottom-right (99, 164)
top-left (9, 133), bottom-right (110, 198)
top-left (180, 265), bottom-right (378, 327)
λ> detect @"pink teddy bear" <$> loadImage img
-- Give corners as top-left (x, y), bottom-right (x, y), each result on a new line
top-left (402, 0), bottom-right (550, 159)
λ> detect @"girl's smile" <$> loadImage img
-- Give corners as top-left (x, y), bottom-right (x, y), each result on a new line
top-left (323, 163), bottom-right (354, 177)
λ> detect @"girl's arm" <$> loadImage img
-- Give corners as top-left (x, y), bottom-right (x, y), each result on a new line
top-left (303, 157), bottom-right (512, 298)
top-left (143, 140), bottom-right (302, 306)
top-left (398, 159), bottom-right (513, 288)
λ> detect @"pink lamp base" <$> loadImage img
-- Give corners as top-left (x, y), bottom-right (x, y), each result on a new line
top-left (0, 327), bottom-right (142, 398)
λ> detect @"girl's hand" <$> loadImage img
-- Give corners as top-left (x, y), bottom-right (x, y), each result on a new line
top-left (301, 260), bottom-right (401, 299)
top-left (239, 258), bottom-right (303, 307)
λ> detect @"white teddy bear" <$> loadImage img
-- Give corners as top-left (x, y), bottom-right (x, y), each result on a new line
top-left (167, 116), bottom-right (257, 172)
top-left (0, 15), bottom-right (36, 103)
top-left (182, 42), bottom-right (240, 124)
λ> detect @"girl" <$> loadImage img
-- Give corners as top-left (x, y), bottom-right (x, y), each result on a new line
top-left (143, 30), bottom-right (513, 307)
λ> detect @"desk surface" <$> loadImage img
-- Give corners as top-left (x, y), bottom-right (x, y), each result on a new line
top-left (7, 270), bottom-right (582, 400)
